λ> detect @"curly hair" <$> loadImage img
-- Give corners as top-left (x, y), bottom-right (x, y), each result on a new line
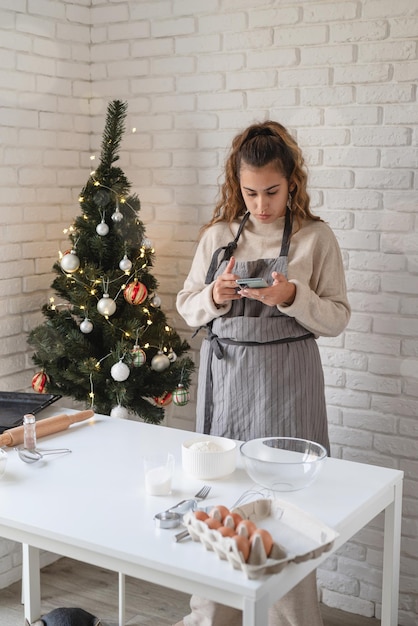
top-left (202, 120), bottom-right (321, 234)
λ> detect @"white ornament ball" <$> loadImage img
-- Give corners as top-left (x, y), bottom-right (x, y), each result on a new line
top-left (97, 294), bottom-right (116, 316)
top-left (110, 361), bottom-right (130, 382)
top-left (60, 251), bottom-right (80, 273)
top-left (151, 294), bottom-right (162, 307)
top-left (151, 352), bottom-right (171, 372)
top-left (96, 221), bottom-right (109, 236)
top-left (80, 318), bottom-right (93, 334)
top-left (110, 404), bottom-right (130, 419)
top-left (119, 254), bottom-right (132, 272)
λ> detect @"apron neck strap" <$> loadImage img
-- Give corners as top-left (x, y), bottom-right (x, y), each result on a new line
top-left (279, 207), bottom-right (293, 257)
top-left (205, 212), bottom-right (250, 284)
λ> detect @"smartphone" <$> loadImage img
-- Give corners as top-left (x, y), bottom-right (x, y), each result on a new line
top-left (236, 278), bottom-right (268, 289)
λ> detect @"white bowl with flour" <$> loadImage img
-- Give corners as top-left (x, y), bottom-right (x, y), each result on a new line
top-left (182, 435), bottom-right (237, 480)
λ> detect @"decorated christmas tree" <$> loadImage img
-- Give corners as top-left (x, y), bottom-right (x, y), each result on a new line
top-left (28, 100), bottom-right (194, 424)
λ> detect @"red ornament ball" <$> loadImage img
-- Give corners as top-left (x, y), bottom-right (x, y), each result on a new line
top-left (32, 371), bottom-right (49, 393)
top-left (153, 391), bottom-right (173, 407)
top-left (173, 384), bottom-right (190, 407)
top-left (123, 280), bottom-right (148, 305)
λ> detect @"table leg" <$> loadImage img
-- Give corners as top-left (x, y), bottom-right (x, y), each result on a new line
top-left (242, 596), bottom-right (268, 626)
top-left (381, 479), bottom-right (403, 626)
top-left (22, 544), bottom-right (41, 623)
top-left (118, 572), bottom-right (125, 626)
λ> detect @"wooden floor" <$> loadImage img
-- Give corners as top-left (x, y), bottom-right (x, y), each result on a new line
top-left (1, 557), bottom-right (380, 626)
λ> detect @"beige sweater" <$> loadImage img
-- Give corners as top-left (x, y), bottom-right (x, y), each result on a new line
top-left (176, 214), bottom-right (350, 338)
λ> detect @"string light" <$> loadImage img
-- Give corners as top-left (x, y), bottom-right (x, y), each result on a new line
top-left (89, 374), bottom-right (95, 407)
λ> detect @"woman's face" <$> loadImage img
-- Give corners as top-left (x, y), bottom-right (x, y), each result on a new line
top-left (239, 162), bottom-right (290, 224)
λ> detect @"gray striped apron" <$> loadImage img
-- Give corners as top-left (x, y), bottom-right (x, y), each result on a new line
top-left (196, 210), bottom-right (329, 452)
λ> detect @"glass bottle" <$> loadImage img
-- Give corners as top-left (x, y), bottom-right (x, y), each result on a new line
top-left (23, 414), bottom-right (37, 450)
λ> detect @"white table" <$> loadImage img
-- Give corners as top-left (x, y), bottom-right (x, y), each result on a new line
top-left (0, 410), bottom-right (403, 626)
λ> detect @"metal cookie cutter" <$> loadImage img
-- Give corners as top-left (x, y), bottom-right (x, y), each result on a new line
top-left (154, 511), bottom-right (182, 529)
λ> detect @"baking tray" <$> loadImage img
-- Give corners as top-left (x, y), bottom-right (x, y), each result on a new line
top-left (0, 392), bottom-right (61, 434)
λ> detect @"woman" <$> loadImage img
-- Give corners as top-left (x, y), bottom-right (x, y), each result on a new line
top-left (175, 121), bottom-right (350, 626)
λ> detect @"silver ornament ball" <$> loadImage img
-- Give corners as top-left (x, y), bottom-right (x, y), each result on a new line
top-left (97, 294), bottom-right (116, 316)
top-left (96, 221), bottom-right (109, 236)
top-left (119, 255), bottom-right (133, 272)
top-left (151, 352), bottom-right (171, 372)
top-left (142, 237), bottom-right (153, 249)
top-left (151, 294), bottom-right (162, 307)
top-left (80, 318), bottom-right (93, 334)
top-left (167, 350), bottom-right (177, 362)
top-left (111, 209), bottom-right (123, 222)
top-left (60, 251), bottom-right (80, 273)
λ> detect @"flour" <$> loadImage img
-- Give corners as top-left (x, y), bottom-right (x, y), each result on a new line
top-left (189, 441), bottom-right (223, 453)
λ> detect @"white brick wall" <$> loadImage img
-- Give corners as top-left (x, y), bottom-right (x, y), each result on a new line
top-left (0, 1), bottom-right (417, 624)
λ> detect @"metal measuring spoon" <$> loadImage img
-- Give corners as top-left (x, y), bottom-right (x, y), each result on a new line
top-left (16, 447), bottom-right (72, 464)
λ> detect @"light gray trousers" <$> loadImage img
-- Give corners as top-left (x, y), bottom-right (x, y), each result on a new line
top-left (173, 571), bottom-right (323, 626)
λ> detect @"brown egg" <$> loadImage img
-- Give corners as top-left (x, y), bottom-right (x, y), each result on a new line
top-left (233, 534), bottom-right (250, 562)
top-left (217, 525), bottom-right (236, 538)
top-left (204, 517), bottom-right (222, 530)
top-left (209, 505), bottom-right (230, 522)
top-left (229, 512), bottom-right (243, 527)
top-left (194, 510), bottom-right (209, 521)
top-left (250, 529), bottom-right (274, 556)
top-left (236, 519), bottom-right (257, 538)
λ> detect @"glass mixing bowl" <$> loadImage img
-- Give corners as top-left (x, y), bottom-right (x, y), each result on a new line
top-left (240, 437), bottom-right (327, 492)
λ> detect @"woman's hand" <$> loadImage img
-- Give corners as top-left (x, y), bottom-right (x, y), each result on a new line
top-left (212, 257), bottom-right (241, 306)
top-left (238, 271), bottom-right (296, 307)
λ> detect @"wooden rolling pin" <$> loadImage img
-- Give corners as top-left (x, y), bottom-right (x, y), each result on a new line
top-left (0, 409), bottom-right (95, 448)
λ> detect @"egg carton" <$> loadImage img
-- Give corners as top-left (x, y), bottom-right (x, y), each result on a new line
top-left (183, 498), bottom-right (338, 580)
